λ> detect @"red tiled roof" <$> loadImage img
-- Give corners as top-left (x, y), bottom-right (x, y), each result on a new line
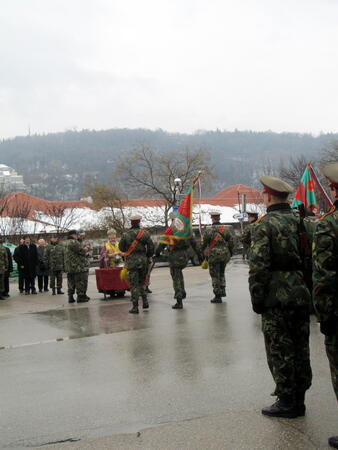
top-left (208, 184), bottom-right (262, 206)
top-left (0, 192), bottom-right (93, 220)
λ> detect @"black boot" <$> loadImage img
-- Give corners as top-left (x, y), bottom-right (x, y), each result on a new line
top-left (261, 396), bottom-right (298, 418)
top-left (57, 289), bottom-right (64, 295)
top-left (129, 302), bottom-right (139, 314)
top-left (52, 288), bottom-right (56, 295)
top-left (77, 295), bottom-right (89, 303)
top-left (295, 391), bottom-right (306, 416)
top-left (172, 298), bottom-right (183, 309)
top-left (68, 294), bottom-right (75, 304)
top-left (142, 296), bottom-right (149, 309)
top-left (84, 295), bottom-right (90, 300)
top-left (145, 286), bottom-right (152, 294)
top-left (31, 288), bottom-right (37, 295)
top-left (210, 296), bottom-right (222, 303)
top-left (221, 287), bottom-right (226, 297)
top-left (329, 436), bottom-right (338, 449)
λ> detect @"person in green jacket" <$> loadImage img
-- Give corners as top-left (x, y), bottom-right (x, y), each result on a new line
top-left (44, 235), bottom-right (64, 295)
top-left (63, 230), bottom-right (88, 303)
top-left (201, 212), bottom-right (234, 303)
top-left (312, 163), bottom-right (338, 449)
top-left (249, 175), bottom-right (312, 419)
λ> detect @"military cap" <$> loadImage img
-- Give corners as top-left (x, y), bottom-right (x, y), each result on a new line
top-left (260, 176), bottom-right (294, 196)
top-left (209, 211), bottom-right (221, 216)
top-left (67, 229), bottom-right (78, 236)
top-left (321, 163), bottom-right (338, 187)
top-left (130, 215), bottom-right (142, 221)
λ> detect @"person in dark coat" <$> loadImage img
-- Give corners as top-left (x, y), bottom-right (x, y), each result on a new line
top-left (36, 239), bottom-right (49, 292)
top-left (13, 236), bottom-right (38, 295)
top-left (3, 244), bottom-right (13, 297)
top-left (13, 238), bottom-right (25, 293)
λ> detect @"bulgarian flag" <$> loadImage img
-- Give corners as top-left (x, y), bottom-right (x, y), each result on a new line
top-left (160, 176), bottom-right (199, 245)
top-left (292, 164), bottom-right (316, 209)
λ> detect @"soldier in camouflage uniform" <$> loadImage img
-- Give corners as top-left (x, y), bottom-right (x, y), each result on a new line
top-left (249, 176), bottom-right (312, 419)
top-left (44, 235), bottom-right (64, 295)
top-left (63, 230), bottom-right (89, 304)
top-left (119, 216), bottom-right (154, 314)
top-left (0, 238), bottom-right (8, 300)
top-left (78, 230), bottom-right (91, 301)
top-left (312, 163), bottom-right (338, 449)
top-left (241, 212), bottom-right (258, 260)
top-left (155, 213), bottom-right (202, 309)
top-left (201, 211), bottom-right (234, 303)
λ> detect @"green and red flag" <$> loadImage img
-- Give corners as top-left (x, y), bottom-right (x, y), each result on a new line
top-left (292, 164), bottom-right (316, 209)
top-left (159, 176), bottom-right (199, 246)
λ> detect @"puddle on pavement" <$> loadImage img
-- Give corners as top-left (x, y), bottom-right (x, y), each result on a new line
top-left (33, 303), bottom-right (149, 340)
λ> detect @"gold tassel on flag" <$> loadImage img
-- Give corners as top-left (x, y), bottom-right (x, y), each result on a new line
top-left (201, 260), bottom-right (209, 269)
top-left (120, 267), bottom-right (128, 280)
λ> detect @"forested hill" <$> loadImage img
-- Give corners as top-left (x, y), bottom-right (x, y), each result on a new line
top-left (0, 129), bottom-right (337, 200)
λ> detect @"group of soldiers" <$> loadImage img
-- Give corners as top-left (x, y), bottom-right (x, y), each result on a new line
top-left (118, 211), bottom-right (234, 314)
top-left (117, 164), bottom-right (338, 449)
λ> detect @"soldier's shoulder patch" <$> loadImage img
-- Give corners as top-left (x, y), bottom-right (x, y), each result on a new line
top-left (319, 205), bottom-right (336, 221)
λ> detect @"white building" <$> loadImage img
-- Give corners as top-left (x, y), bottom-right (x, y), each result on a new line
top-left (0, 164), bottom-right (25, 191)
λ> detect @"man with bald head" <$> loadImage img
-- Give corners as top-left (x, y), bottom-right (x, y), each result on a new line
top-left (249, 176), bottom-right (312, 419)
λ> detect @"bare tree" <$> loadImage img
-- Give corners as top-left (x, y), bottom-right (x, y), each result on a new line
top-left (40, 204), bottom-right (79, 232)
top-left (320, 141), bottom-right (338, 165)
top-left (279, 155), bottom-right (311, 187)
top-left (115, 146), bottom-right (214, 225)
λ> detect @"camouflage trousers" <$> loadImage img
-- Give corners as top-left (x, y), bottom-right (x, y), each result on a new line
top-left (128, 267), bottom-right (146, 303)
top-left (208, 261), bottom-right (226, 297)
top-left (325, 331), bottom-right (338, 401)
top-left (67, 272), bottom-right (87, 296)
top-left (262, 307), bottom-right (312, 398)
top-left (49, 270), bottom-right (63, 290)
top-left (170, 266), bottom-right (186, 299)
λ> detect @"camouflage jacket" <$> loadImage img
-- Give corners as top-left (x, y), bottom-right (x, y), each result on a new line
top-left (44, 242), bottom-right (64, 272)
top-left (249, 203), bottom-right (310, 310)
top-left (201, 223), bottom-right (234, 264)
top-left (313, 203), bottom-right (338, 322)
top-left (156, 237), bottom-right (201, 268)
top-left (0, 245), bottom-right (8, 274)
top-left (119, 227), bottom-right (154, 270)
top-left (63, 238), bottom-right (87, 274)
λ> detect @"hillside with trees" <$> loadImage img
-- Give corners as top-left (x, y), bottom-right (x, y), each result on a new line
top-left (0, 128), bottom-right (336, 200)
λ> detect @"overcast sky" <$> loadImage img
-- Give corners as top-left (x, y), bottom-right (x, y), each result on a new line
top-left (1, 0), bottom-right (337, 138)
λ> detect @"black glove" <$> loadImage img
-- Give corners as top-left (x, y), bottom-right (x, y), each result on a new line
top-left (252, 303), bottom-right (265, 314)
top-left (320, 317), bottom-right (337, 336)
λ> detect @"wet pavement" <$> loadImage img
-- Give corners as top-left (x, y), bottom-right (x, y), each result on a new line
top-left (0, 259), bottom-right (336, 449)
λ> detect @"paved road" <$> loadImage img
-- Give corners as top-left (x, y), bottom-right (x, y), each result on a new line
top-left (0, 259), bottom-right (335, 449)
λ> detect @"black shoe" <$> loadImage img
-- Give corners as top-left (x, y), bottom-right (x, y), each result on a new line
top-left (329, 436), bottom-right (338, 449)
top-left (296, 391), bottom-right (306, 417)
top-left (52, 289), bottom-right (56, 295)
top-left (142, 297), bottom-right (149, 309)
top-left (19, 290), bottom-right (24, 294)
top-left (261, 399), bottom-right (299, 418)
top-left (145, 286), bottom-right (152, 294)
top-left (44, 288), bottom-right (49, 292)
top-left (129, 303), bottom-right (139, 314)
top-left (25, 291), bottom-right (30, 295)
top-left (39, 289), bottom-right (43, 293)
top-left (0, 295), bottom-right (5, 300)
top-left (210, 297), bottom-right (222, 303)
top-left (84, 295), bottom-right (90, 300)
top-left (31, 289), bottom-right (37, 295)
top-left (77, 295), bottom-right (89, 303)
top-left (57, 289), bottom-right (64, 295)
top-left (3, 293), bottom-right (9, 298)
top-left (68, 295), bottom-right (75, 304)
top-left (172, 298), bottom-right (183, 309)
